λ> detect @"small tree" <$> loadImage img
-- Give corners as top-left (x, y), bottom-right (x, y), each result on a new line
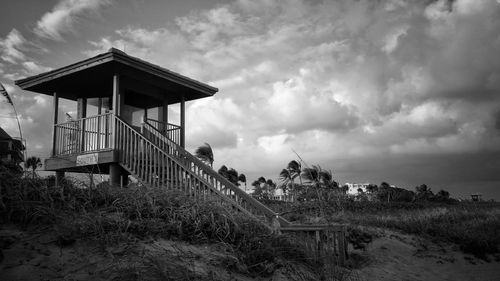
top-left (238, 173), bottom-right (247, 191)
top-left (24, 156), bottom-right (42, 179)
top-left (218, 165), bottom-right (228, 178)
top-left (227, 168), bottom-right (239, 185)
top-left (415, 184), bottom-right (434, 201)
top-left (195, 143), bottom-right (214, 167)
top-left (366, 184), bottom-right (378, 193)
top-left (436, 189), bottom-right (450, 201)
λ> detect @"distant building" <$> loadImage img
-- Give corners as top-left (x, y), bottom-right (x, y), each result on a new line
top-left (470, 193), bottom-right (482, 202)
top-left (0, 127), bottom-right (25, 165)
top-left (271, 187), bottom-right (286, 201)
top-left (345, 182), bottom-right (370, 195)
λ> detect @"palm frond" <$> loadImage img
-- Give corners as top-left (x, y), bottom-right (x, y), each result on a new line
top-left (301, 167), bottom-right (319, 183)
top-left (0, 83), bottom-right (13, 105)
top-left (195, 142), bottom-right (214, 167)
top-left (278, 169), bottom-right (291, 181)
top-left (1, 83), bottom-right (25, 161)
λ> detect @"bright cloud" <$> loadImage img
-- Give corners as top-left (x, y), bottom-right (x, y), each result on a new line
top-left (0, 29), bottom-right (27, 64)
top-left (34, 0), bottom-right (111, 41)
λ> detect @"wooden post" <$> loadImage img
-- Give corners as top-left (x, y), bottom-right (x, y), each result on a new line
top-left (159, 99), bottom-right (168, 133)
top-left (141, 108), bottom-right (148, 135)
top-left (180, 95), bottom-right (185, 148)
top-left (97, 98), bottom-right (102, 150)
top-left (111, 74), bottom-right (120, 149)
top-left (77, 98), bottom-right (87, 152)
top-left (121, 173), bottom-right (129, 187)
top-left (109, 163), bottom-right (121, 186)
top-left (51, 92), bottom-right (59, 156)
top-left (55, 171), bottom-right (65, 189)
top-left (338, 226), bottom-right (346, 266)
top-left (315, 230), bottom-right (321, 262)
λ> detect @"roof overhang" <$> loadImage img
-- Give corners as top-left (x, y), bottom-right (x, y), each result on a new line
top-left (15, 48), bottom-right (218, 105)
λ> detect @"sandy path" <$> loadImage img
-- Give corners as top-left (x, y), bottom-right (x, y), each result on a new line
top-left (351, 230), bottom-right (500, 281)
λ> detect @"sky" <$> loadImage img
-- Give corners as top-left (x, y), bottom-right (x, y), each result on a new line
top-left (1, 0), bottom-right (500, 200)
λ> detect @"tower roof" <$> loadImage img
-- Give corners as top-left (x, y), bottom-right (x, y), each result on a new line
top-left (15, 48), bottom-right (218, 106)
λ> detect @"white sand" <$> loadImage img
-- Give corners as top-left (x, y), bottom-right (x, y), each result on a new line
top-left (351, 230), bottom-right (500, 281)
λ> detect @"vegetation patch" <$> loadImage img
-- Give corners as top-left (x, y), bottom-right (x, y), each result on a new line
top-left (0, 162), bottom-right (314, 277)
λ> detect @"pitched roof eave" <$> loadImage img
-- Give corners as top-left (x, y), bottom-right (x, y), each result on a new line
top-left (14, 48), bottom-right (218, 96)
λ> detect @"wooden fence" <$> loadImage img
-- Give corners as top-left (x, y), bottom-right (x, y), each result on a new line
top-left (280, 224), bottom-right (347, 267)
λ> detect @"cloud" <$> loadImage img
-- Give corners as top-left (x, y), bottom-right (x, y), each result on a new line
top-left (0, 29), bottom-right (51, 80)
top-left (34, 0), bottom-right (111, 41)
top-left (22, 61), bottom-right (52, 75)
top-left (74, 0), bottom-right (500, 189)
top-left (0, 29), bottom-right (27, 64)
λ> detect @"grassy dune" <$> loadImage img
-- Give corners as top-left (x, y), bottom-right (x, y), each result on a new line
top-left (0, 174), bottom-right (314, 278)
top-left (335, 204), bottom-right (500, 259)
top-left (268, 199), bottom-right (500, 259)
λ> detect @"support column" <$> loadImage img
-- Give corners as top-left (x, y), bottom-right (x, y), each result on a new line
top-left (111, 74), bottom-right (120, 149)
top-left (77, 98), bottom-right (87, 152)
top-left (97, 98), bottom-right (102, 150)
top-left (121, 174), bottom-right (129, 187)
top-left (158, 100), bottom-right (168, 133)
top-left (112, 74), bottom-right (120, 116)
top-left (55, 171), bottom-right (65, 188)
top-left (97, 98), bottom-right (102, 115)
top-left (109, 163), bottom-right (121, 186)
top-left (77, 98), bottom-right (87, 119)
top-left (180, 95), bottom-right (185, 148)
top-left (141, 108), bottom-right (148, 134)
top-left (51, 92), bottom-right (59, 156)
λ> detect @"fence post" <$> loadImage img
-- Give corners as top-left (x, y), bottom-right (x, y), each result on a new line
top-left (315, 230), bottom-right (321, 263)
top-left (51, 92), bottom-right (59, 156)
top-left (338, 226), bottom-right (346, 266)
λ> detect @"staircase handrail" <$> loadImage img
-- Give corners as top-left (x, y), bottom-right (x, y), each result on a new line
top-left (143, 119), bottom-right (290, 225)
top-left (114, 115), bottom-right (275, 221)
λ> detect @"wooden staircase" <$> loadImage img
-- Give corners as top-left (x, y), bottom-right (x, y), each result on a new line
top-left (113, 115), bottom-right (291, 227)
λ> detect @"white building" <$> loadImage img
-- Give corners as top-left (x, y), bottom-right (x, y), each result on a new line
top-left (345, 183), bottom-right (370, 195)
top-left (271, 187), bottom-right (286, 201)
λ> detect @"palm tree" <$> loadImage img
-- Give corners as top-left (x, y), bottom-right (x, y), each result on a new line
top-left (25, 156), bottom-right (42, 179)
top-left (227, 168), bottom-right (239, 185)
top-left (301, 165), bottom-right (335, 200)
top-left (217, 165), bottom-right (228, 178)
top-left (278, 168), bottom-right (292, 187)
top-left (288, 160), bottom-right (302, 184)
top-left (195, 143), bottom-right (214, 167)
top-left (258, 176), bottom-right (266, 184)
top-left (266, 179), bottom-right (276, 199)
top-left (238, 173), bottom-right (247, 191)
top-left (278, 168), bottom-right (293, 200)
top-left (301, 165), bottom-right (320, 186)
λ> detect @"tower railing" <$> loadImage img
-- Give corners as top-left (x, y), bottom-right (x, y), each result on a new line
top-left (145, 118), bottom-right (181, 147)
top-left (53, 113), bottom-right (112, 156)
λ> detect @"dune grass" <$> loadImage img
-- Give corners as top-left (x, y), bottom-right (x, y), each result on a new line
top-left (0, 173), bottom-right (312, 276)
top-left (267, 198), bottom-right (500, 259)
top-left (334, 205), bottom-right (500, 259)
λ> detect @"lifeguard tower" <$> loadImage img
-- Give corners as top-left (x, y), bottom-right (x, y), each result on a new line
top-left (15, 48), bottom-right (348, 266)
top-left (16, 48), bottom-right (216, 185)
